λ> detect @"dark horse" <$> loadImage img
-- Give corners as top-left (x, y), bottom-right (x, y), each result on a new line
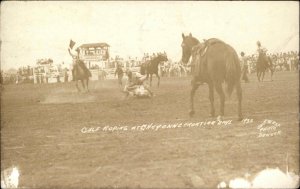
top-left (73, 59), bottom-right (91, 92)
top-left (140, 53), bottom-right (168, 87)
top-left (68, 48), bottom-right (91, 92)
top-left (181, 33), bottom-right (243, 120)
top-left (256, 54), bottom-right (274, 82)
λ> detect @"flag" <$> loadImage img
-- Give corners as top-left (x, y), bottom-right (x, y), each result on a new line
top-left (69, 40), bottom-right (76, 49)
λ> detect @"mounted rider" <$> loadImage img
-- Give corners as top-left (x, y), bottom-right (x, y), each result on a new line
top-left (256, 41), bottom-right (268, 55)
top-left (256, 41), bottom-right (269, 65)
top-left (68, 39), bottom-right (91, 80)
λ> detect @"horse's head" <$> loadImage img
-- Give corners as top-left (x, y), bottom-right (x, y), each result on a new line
top-left (157, 53), bottom-right (168, 62)
top-left (181, 33), bottom-right (200, 64)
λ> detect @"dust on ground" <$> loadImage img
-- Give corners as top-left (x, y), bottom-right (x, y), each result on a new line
top-left (1, 72), bottom-right (299, 188)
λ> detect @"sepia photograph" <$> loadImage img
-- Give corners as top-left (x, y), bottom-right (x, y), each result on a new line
top-left (1, 1), bottom-right (299, 188)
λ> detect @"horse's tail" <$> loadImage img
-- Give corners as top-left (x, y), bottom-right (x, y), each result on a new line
top-left (225, 47), bottom-right (241, 97)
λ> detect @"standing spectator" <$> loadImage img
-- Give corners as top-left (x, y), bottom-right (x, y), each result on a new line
top-left (41, 74), bottom-right (44, 83)
top-left (240, 52), bottom-right (249, 83)
top-left (115, 63), bottom-right (124, 87)
top-left (64, 68), bottom-right (69, 82)
top-left (102, 69), bottom-right (107, 80)
top-left (287, 56), bottom-right (292, 71)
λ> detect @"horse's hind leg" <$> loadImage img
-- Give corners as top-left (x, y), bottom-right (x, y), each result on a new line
top-left (236, 81), bottom-right (243, 121)
top-left (150, 74), bottom-right (153, 87)
top-left (189, 78), bottom-right (200, 117)
top-left (76, 80), bottom-right (81, 92)
top-left (81, 80), bottom-right (85, 92)
top-left (208, 83), bottom-right (215, 117)
top-left (262, 71), bottom-right (265, 82)
top-left (215, 82), bottom-right (225, 118)
top-left (270, 69), bottom-right (274, 81)
top-left (86, 79), bottom-right (90, 92)
top-left (257, 71), bottom-right (261, 82)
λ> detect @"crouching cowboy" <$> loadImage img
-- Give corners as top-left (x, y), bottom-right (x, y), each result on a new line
top-left (124, 70), bottom-right (153, 98)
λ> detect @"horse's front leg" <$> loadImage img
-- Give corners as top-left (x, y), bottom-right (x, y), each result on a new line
top-left (156, 73), bottom-right (160, 88)
top-left (236, 81), bottom-right (243, 121)
top-left (86, 79), bottom-right (90, 92)
top-left (215, 82), bottom-right (225, 118)
top-left (270, 68), bottom-right (274, 81)
top-left (146, 73), bottom-right (149, 84)
top-left (189, 78), bottom-right (200, 117)
top-left (208, 82), bottom-right (215, 117)
top-left (150, 74), bottom-right (153, 87)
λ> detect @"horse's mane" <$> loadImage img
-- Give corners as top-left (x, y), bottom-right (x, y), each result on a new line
top-left (191, 43), bottom-right (204, 54)
top-left (190, 36), bottom-right (200, 46)
top-left (152, 54), bottom-right (166, 62)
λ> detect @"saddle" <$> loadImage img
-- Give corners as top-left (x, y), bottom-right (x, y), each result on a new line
top-left (202, 38), bottom-right (225, 56)
top-left (191, 38), bottom-right (225, 80)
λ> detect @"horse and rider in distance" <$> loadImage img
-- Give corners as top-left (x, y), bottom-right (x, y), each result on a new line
top-left (68, 39), bottom-right (92, 93)
top-left (256, 41), bottom-right (274, 82)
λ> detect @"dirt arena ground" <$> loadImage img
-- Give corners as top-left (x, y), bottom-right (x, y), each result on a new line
top-left (1, 71), bottom-right (299, 188)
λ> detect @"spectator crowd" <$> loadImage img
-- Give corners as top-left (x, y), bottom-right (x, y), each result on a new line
top-left (1, 50), bottom-right (299, 85)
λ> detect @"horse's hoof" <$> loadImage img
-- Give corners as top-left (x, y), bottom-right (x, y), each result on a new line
top-left (237, 116), bottom-right (243, 121)
top-left (189, 110), bottom-right (195, 117)
top-left (209, 112), bottom-right (215, 117)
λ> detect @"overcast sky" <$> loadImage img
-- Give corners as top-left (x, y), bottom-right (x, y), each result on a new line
top-left (1, 1), bottom-right (299, 70)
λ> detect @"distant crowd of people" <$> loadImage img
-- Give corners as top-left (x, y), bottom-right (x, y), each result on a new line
top-left (1, 48), bottom-right (299, 85)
